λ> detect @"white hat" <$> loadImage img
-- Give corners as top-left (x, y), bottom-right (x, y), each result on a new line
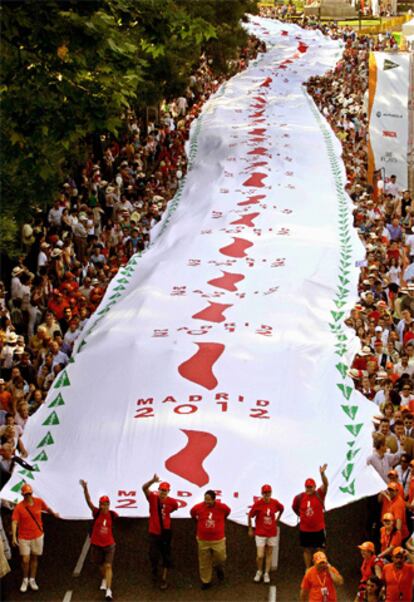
top-left (51, 248), bottom-right (62, 258)
top-left (11, 267), bottom-right (23, 277)
top-left (375, 326), bottom-right (383, 332)
top-left (6, 332), bottom-right (18, 344)
top-left (361, 346), bottom-right (372, 355)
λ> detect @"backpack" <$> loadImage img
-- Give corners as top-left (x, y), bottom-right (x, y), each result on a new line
top-left (292, 491), bottom-right (325, 517)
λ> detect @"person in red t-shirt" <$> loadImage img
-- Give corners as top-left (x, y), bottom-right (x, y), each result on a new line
top-left (11, 483), bottom-right (59, 593)
top-left (292, 464), bottom-right (328, 568)
top-left (300, 551), bottom-right (343, 601)
top-left (383, 546), bottom-right (414, 601)
top-left (80, 479), bottom-right (118, 601)
top-left (190, 490), bottom-right (231, 590)
top-left (142, 474), bottom-right (179, 591)
top-left (248, 484), bottom-right (284, 584)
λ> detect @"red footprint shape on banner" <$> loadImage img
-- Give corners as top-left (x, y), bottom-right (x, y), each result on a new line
top-left (165, 429), bottom-right (217, 487)
top-left (192, 302), bottom-right (233, 323)
top-left (219, 237), bottom-right (253, 258)
top-left (278, 64), bottom-right (287, 70)
top-left (250, 137), bottom-right (265, 143)
top-left (178, 342), bottom-right (224, 390)
top-left (281, 30), bottom-right (289, 36)
top-left (238, 194), bottom-right (266, 206)
top-left (260, 77), bottom-right (272, 87)
top-left (248, 147), bottom-right (269, 156)
top-left (207, 271), bottom-right (245, 291)
top-left (243, 173), bottom-right (268, 188)
top-left (298, 42), bottom-right (308, 53)
top-left (231, 212), bottom-right (260, 228)
top-left (249, 128), bottom-right (266, 136)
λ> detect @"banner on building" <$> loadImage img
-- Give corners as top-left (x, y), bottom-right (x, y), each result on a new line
top-left (368, 51), bottom-right (411, 188)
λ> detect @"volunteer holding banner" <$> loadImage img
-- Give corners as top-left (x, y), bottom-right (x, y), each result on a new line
top-left (11, 483), bottom-right (59, 593)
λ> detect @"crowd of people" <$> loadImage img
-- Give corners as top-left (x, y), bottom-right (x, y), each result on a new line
top-left (1, 6), bottom-right (414, 601)
top-left (301, 14), bottom-right (413, 602)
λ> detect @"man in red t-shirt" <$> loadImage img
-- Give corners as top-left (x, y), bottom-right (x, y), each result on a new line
top-left (292, 464), bottom-right (328, 568)
top-left (142, 474), bottom-right (179, 590)
top-left (80, 479), bottom-right (117, 601)
top-left (248, 484), bottom-right (284, 584)
top-left (190, 490), bottom-right (231, 590)
top-left (383, 546), bottom-right (414, 601)
top-left (11, 483), bottom-right (59, 593)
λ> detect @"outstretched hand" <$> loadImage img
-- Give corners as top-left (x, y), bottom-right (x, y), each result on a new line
top-left (79, 479), bottom-right (87, 489)
top-left (319, 464), bottom-right (328, 475)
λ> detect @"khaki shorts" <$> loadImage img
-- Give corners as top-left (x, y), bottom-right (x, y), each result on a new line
top-left (19, 535), bottom-right (44, 557)
top-left (255, 535), bottom-right (277, 548)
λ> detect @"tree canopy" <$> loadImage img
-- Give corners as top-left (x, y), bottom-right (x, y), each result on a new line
top-left (0, 0), bottom-right (258, 254)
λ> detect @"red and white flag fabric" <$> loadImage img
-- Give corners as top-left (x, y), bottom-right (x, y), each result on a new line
top-left (1, 18), bottom-right (383, 523)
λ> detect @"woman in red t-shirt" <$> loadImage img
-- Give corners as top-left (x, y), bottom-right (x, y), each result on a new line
top-left (248, 484), bottom-right (284, 584)
top-left (80, 479), bottom-right (118, 601)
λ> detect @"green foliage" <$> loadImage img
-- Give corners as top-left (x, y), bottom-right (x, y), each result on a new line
top-left (0, 0), bottom-right (259, 238)
top-left (0, 212), bottom-right (19, 257)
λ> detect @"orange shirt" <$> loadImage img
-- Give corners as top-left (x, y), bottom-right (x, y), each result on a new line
top-left (380, 526), bottom-right (402, 553)
top-left (12, 498), bottom-right (48, 540)
top-left (383, 562), bottom-right (414, 601)
top-left (301, 565), bottom-right (340, 601)
top-left (381, 495), bottom-right (410, 540)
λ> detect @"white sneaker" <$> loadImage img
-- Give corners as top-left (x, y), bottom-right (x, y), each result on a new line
top-left (263, 573), bottom-right (270, 584)
top-left (29, 578), bottom-right (39, 591)
top-left (105, 588), bottom-right (113, 600)
top-left (100, 579), bottom-right (107, 590)
top-left (20, 578), bottom-right (29, 593)
top-left (253, 570), bottom-right (262, 582)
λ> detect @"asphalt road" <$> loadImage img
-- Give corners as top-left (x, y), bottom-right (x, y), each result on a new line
top-left (2, 497), bottom-right (372, 602)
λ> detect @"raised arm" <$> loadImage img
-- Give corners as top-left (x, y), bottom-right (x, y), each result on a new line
top-left (142, 473), bottom-right (160, 501)
top-left (320, 464), bottom-right (328, 492)
top-left (79, 479), bottom-right (94, 512)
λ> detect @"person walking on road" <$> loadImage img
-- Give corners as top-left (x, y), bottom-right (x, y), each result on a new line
top-left (300, 551), bottom-right (343, 601)
top-left (80, 479), bottom-right (118, 601)
top-left (11, 483), bottom-right (59, 593)
top-left (190, 490), bottom-right (231, 590)
top-left (292, 464), bottom-right (328, 568)
top-left (142, 474), bottom-right (179, 590)
top-left (248, 483), bottom-right (284, 584)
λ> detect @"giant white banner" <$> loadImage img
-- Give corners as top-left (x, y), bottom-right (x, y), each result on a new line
top-left (368, 51), bottom-right (411, 188)
top-left (1, 18), bottom-right (383, 524)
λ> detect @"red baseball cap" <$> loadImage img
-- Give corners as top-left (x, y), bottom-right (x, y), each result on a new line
top-left (21, 484), bottom-right (33, 495)
top-left (261, 484), bottom-right (272, 493)
top-left (158, 482), bottom-right (170, 491)
top-left (99, 495), bottom-right (110, 504)
top-left (305, 478), bottom-right (316, 488)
